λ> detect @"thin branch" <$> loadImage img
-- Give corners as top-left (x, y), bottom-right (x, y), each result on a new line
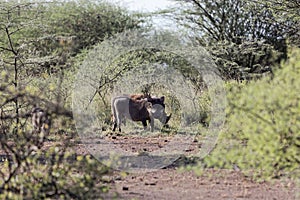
top-left (0, 46), bottom-right (14, 52)
top-left (85, 66), bottom-right (131, 110)
top-left (5, 26), bottom-right (17, 56)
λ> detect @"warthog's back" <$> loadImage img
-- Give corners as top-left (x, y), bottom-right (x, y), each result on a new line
top-left (112, 96), bottom-right (150, 121)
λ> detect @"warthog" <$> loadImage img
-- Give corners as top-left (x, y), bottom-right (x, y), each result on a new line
top-left (111, 95), bottom-right (171, 132)
top-left (130, 94), bottom-right (166, 108)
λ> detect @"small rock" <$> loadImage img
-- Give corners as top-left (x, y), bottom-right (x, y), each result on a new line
top-left (114, 176), bottom-right (122, 181)
top-left (145, 181), bottom-right (157, 186)
top-left (233, 164), bottom-right (240, 172)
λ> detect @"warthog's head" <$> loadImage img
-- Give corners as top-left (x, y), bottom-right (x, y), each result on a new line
top-left (147, 96), bottom-right (166, 108)
top-left (150, 104), bottom-right (171, 125)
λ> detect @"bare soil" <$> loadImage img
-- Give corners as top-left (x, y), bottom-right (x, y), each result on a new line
top-left (85, 133), bottom-right (297, 200)
top-left (1, 133), bottom-right (298, 200)
top-left (107, 168), bottom-right (297, 200)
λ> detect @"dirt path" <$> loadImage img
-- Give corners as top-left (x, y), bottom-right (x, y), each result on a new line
top-left (1, 135), bottom-right (298, 200)
top-left (92, 133), bottom-right (297, 200)
top-left (106, 168), bottom-right (297, 200)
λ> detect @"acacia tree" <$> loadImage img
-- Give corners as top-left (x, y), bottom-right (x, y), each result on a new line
top-left (254, 0), bottom-right (300, 46)
top-left (0, 0), bottom-right (144, 198)
top-left (0, 0), bottom-right (143, 125)
top-left (169, 0), bottom-right (298, 80)
top-left (0, 1), bottom-right (45, 131)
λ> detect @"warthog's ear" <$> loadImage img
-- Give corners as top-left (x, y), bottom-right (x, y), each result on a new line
top-left (160, 96), bottom-right (165, 103)
top-left (143, 93), bottom-right (151, 98)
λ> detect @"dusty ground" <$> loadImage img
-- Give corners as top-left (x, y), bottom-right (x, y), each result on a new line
top-left (1, 133), bottom-right (298, 200)
top-left (86, 133), bottom-right (298, 200)
top-left (107, 168), bottom-right (297, 200)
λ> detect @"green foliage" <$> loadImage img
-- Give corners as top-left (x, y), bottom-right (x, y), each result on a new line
top-left (170, 0), bottom-right (298, 80)
top-left (0, 0), bottom-right (142, 198)
top-left (0, 0), bottom-right (142, 77)
top-left (79, 33), bottom-right (210, 130)
top-left (0, 0), bottom-right (142, 126)
top-left (45, 0), bottom-right (142, 55)
top-left (256, 0), bottom-right (300, 46)
top-left (0, 139), bottom-right (110, 199)
top-left (207, 40), bottom-right (280, 80)
top-left (204, 48), bottom-right (300, 180)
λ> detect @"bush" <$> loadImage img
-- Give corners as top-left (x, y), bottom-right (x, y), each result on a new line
top-left (45, 0), bottom-right (142, 55)
top-left (204, 48), bottom-right (300, 180)
top-left (0, 1), bottom-right (138, 197)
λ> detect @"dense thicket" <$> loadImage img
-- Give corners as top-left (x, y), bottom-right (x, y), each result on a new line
top-left (0, 0), bottom-right (142, 75)
top-left (0, 0), bottom-right (141, 198)
top-left (170, 0), bottom-right (300, 80)
top-left (0, 0), bottom-right (141, 124)
top-left (204, 48), bottom-right (300, 180)
top-left (0, 0), bottom-right (299, 197)
top-left (163, 0), bottom-right (300, 181)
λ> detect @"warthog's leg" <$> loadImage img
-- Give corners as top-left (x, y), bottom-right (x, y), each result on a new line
top-left (145, 102), bottom-right (154, 132)
top-left (116, 113), bottom-right (122, 132)
top-left (142, 120), bottom-right (147, 130)
top-left (112, 112), bottom-right (122, 132)
top-left (112, 121), bottom-right (117, 132)
top-left (149, 118), bottom-right (154, 132)
top-left (112, 116), bottom-right (119, 132)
